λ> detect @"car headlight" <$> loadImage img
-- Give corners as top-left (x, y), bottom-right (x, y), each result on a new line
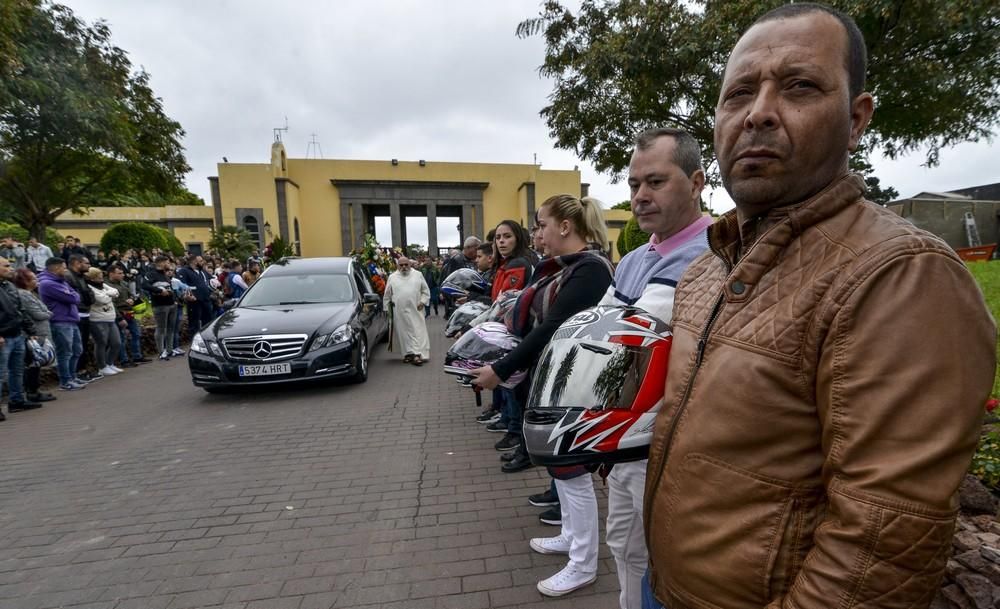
top-left (208, 341), bottom-right (223, 357)
top-left (327, 324), bottom-right (352, 345)
top-left (310, 334), bottom-right (330, 351)
top-left (191, 333), bottom-right (209, 354)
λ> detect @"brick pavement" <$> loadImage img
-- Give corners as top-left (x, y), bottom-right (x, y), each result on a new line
top-left (0, 316), bottom-right (619, 609)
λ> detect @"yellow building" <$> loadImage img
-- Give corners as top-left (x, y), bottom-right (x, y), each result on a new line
top-left (210, 140), bottom-right (634, 259)
top-left (54, 140), bottom-right (634, 261)
top-left (54, 205), bottom-right (215, 254)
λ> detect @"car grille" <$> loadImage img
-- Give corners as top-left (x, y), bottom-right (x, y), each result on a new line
top-left (221, 334), bottom-right (308, 362)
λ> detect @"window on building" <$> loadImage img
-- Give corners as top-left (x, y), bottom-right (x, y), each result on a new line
top-left (243, 215), bottom-right (260, 246)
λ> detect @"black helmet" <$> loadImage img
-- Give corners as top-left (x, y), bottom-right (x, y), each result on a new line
top-left (441, 268), bottom-right (488, 299)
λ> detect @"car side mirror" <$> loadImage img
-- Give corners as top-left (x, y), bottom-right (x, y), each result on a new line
top-left (362, 293), bottom-right (380, 305)
top-left (222, 299), bottom-right (236, 310)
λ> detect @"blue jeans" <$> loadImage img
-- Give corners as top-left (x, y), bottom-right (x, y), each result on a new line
top-left (118, 317), bottom-right (142, 362)
top-left (493, 388), bottom-right (508, 425)
top-left (0, 335), bottom-right (25, 403)
top-left (51, 322), bottom-right (83, 385)
top-left (501, 387), bottom-right (523, 435)
top-left (642, 571), bottom-right (666, 609)
top-left (172, 305), bottom-right (183, 349)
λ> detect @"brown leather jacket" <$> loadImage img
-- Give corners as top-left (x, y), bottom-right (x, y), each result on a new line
top-left (644, 175), bottom-right (996, 609)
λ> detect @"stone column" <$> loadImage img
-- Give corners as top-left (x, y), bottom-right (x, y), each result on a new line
top-left (461, 204), bottom-right (475, 241)
top-left (351, 202), bottom-right (366, 250)
top-left (340, 201), bottom-right (352, 255)
top-left (427, 203), bottom-right (438, 258)
top-left (390, 201), bottom-right (402, 249)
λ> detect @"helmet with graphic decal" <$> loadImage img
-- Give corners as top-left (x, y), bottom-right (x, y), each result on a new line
top-left (440, 268), bottom-right (488, 299)
top-left (444, 300), bottom-right (489, 337)
top-left (523, 305), bottom-right (672, 466)
top-left (444, 322), bottom-right (528, 388)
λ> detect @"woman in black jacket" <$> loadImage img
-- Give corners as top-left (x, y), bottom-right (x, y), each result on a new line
top-left (470, 194), bottom-right (612, 598)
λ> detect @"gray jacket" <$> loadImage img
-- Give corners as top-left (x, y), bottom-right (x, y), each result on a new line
top-left (17, 289), bottom-right (51, 338)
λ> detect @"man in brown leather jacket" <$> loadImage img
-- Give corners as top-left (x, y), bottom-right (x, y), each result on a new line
top-left (643, 4), bottom-right (997, 609)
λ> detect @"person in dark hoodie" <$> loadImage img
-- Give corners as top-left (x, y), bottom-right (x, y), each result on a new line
top-left (176, 255), bottom-right (213, 334)
top-left (0, 257), bottom-right (40, 419)
top-left (38, 257), bottom-right (84, 391)
top-left (65, 254), bottom-right (95, 379)
top-left (142, 255), bottom-right (177, 361)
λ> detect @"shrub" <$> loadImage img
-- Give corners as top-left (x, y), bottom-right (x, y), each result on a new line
top-left (100, 222), bottom-right (167, 254)
top-left (972, 428), bottom-right (1000, 491)
top-left (208, 225), bottom-right (256, 261)
top-left (155, 227), bottom-right (186, 256)
top-left (268, 236), bottom-right (294, 260)
top-left (0, 222), bottom-right (63, 250)
top-left (616, 216), bottom-right (650, 257)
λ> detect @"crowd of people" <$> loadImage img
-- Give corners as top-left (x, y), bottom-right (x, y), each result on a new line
top-left (383, 5), bottom-right (996, 608)
top-left (1, 5), bottom-right (996, 609)
top-left (0, 239), bottom-right (270, 417)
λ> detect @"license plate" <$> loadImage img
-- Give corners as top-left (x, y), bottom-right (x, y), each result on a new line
top-left (238, 363), bottom-right (291, 377)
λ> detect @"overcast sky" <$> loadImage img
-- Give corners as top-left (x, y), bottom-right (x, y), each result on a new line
top-left (67, 0), bottom-right (999, 246)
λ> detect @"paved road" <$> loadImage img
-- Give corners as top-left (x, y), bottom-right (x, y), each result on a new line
top-left (0, 316), bottom-right (618, 609)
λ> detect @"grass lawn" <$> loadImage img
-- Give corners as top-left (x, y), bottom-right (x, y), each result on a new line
top-left (966, 261), bottom-right (1000, 397)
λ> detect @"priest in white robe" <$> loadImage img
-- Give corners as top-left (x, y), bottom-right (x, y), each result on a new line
top-left (383, 257), bottom-right (431, 365)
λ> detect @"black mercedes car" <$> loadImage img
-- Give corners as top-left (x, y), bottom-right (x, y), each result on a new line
top-left (188, 257), bottom-right (388, 392)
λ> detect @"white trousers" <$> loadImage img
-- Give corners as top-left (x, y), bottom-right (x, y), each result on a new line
top-left (606, 460), bottom-right (649, 609)
top-left (554, 475), bottom-right (599, 573)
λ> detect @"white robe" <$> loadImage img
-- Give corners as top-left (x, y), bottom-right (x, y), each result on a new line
top-left (383, 270), bottom-right (431, 358)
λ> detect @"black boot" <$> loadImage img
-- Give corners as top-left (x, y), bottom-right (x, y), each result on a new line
top-left (501, 445), bottom-right (533, 473)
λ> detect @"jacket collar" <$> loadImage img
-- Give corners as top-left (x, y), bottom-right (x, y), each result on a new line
top-left (708, 174), bottom-right (866, 297)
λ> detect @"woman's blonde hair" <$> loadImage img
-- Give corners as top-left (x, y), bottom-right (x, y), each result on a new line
top-left (538, 194), bottom-right (608, 248)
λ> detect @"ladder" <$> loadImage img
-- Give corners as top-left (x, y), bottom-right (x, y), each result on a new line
top-left (965, 212), bottom-right (982, 247)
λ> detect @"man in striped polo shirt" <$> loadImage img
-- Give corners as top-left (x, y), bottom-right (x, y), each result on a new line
top-left (602, 127), bottom-right (712, 609)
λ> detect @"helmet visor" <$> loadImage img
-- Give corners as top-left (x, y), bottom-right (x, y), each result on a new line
top-left (529, 340), bottom-right (654, 411)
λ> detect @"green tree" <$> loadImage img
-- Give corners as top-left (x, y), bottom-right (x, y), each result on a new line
top-left (611, 200), bottom-right (631, 210)
top-left (407, 243), bottom-right (428, 258)
top-left (99, 222), bottom-right (167, 254)
top-left (268, 236), bottom-right (294, 260)
top-left (517, 0), bottom-right (1000, 192)
top-left (0, 2), bottom-right (190, 239)
top-left (0, 220), bottom-right (61, 250)
top-left (209, 225), bottom-right (256, 261)
top-left (616, 217), bottom-right (650, 257)
top-left (108, 189), bottom-right (205, 208)
top-left (156, 227), bottom-right (185, 256)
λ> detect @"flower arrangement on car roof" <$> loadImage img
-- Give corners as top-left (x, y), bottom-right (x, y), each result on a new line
top-left (351, 234), bottom-right (403, 295)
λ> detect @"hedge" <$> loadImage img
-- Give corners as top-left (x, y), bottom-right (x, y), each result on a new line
top-left (99, 222), bottom-right (167, 253)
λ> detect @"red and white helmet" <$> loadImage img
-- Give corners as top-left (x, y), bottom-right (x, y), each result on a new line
top-left (523, 305), bottom-right (671, 466)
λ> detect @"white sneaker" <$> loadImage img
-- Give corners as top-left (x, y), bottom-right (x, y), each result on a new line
top-left (529, 535), bottom-right (571, 555)
top-left (171, 348), bottom-right (185, 356)
top-left (99, 366), bottom-right (120, 376)
top-left (537, 565), bottom-right (597, 597)
top-left (110, 365), bottom-right (124, 373)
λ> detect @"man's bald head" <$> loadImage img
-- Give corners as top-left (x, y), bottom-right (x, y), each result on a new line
top-left (397, 257), bottom-right (412, 274)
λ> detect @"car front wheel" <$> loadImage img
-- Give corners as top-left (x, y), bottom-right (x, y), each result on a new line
top-left (350, 335), bottom-right (369, 383)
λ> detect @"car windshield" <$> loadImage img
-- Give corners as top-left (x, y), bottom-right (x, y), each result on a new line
top-left (239, 273), bottom-right (355, 306)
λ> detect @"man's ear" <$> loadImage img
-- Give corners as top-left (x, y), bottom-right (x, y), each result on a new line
top-left (848, 92), bottom-right (874, 152)
top-left (689, 169), bottom-right (706, 204)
